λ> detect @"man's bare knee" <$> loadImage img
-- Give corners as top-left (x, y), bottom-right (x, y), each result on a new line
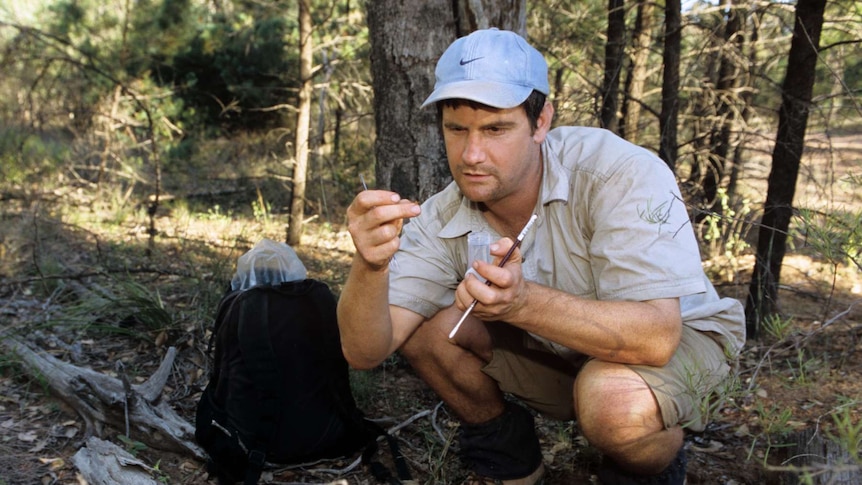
top-left (575, 360), bottom-right (663, 451)
top-left (401, 306), bottom-right (494, 362)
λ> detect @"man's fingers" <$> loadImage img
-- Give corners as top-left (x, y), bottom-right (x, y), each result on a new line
top-left (490, 237), bottom-right (522, 265)
top-left (457, 239), bottom-right (524, 318)
top-left (355, 191), bottom-right (419, 222)
top-left (346, 191), bottom-right (420, 270)
top-left (356, 189), bottom-right (400, 207)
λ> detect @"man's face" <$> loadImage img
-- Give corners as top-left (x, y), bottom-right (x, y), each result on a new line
top-left (441, 103), bottom-right (548, 205)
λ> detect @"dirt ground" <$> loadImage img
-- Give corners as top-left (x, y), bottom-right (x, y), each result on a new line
top-left (0, 201), bottom-right (860, 484)
top-left (0, 216), bottom-right (862, 485)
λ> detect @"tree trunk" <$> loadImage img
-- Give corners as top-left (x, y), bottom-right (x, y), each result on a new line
top-left (455, 0), bottom-right (526, 36)
top-left (366, 1), bottom-right (451, 201)
top-left (621, 0), bottom-right (655, 143)
top-left (659, 0), bottom-right (681, 170)
top-left (600, 0), bottom-right (626, 133)
top-left (699, 0), bottom-right (744, 219)
top-left (745, 0), bottom-right (827, 337)
top-left (366, 0), bottom-right (525, 202)
top-left (728, 6), bottom-right (761, 204)
top-left (287, 0), bottom-right (313, 246)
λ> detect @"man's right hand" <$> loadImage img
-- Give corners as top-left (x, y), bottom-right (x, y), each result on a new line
top-left (346, 190), bottom-right (420, 271)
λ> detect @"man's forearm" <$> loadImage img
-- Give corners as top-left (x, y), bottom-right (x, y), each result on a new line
top-left (510, 283), bottom-right (682, 366)
top-left (337, 256), bottom-right (396, 369)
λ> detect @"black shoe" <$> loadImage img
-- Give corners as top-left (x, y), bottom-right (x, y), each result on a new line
top-left (458, 402), bottom-right (544, 481)
top-left (596, 447), bottom-right (687, 485)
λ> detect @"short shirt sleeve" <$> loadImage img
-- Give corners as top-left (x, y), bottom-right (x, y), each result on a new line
top-left (387, 186), bottom-right (466, 319)
top-left (585, 154), bottom-right (705, 301)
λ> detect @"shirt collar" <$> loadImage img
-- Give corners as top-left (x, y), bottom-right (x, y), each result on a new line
top-left (436, 133), bottom-right (571, 239)
top-left (540, 134), bottom-right (571, 205)
top-left (438, 194), bottom-right (486, 239)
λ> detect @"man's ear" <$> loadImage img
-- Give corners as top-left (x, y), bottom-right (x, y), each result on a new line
top-left (532, 101), bottom-right (555, 143)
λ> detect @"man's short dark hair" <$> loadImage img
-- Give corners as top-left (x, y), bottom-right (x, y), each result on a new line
top-left (437, 90), bottom-right (548, 133)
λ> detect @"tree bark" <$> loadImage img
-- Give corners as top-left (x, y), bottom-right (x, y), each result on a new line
top-left (366, 1), bottom-right (451, 201)
top-left (73, 437), bottom-right (163, 485)
top-left (659, 0), bottom-right (681, 170)
top-left (621, 0), bottom-right (655, 143)
top-left (728, 8), bottom-right (762, 203)
top-left (366, 0), bottom-right (525, 202)
top-left (455, 0), bottom-right (526, 37)
top-left (287, 0), bottom-right (313, 245)
top-left (745, 0), bottom-right (827, 337)
top-left (600, 0), bottom-right (626, 133)
top-left (699, 0), bottom-right (745, 219)
top-left (2, 335), bottom-right (204, 459)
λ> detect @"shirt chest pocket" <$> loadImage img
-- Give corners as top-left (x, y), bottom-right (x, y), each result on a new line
top-left (526, 242), bottom-right (596, 299)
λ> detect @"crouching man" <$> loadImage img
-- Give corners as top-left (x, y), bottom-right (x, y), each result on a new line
top-left (337, 28), bottom-right (745, 485)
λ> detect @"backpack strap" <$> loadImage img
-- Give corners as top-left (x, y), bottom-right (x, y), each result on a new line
top-left (206, 287), bottom-right (240, 356)
top-left (303, 278), bottom-right (412, 484)
top-left (359, 418), bottom-right (412, 484)
top-left (235, 288), bottom-right (282, 485)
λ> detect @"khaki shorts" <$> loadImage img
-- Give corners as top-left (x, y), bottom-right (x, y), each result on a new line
top-left (481, 324), bottom-right (732, 431)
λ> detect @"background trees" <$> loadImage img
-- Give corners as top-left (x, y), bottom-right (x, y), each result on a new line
top-left (1, 1), bottom-right (860, 482)
top-left (367, 0), bottom-right (527, 202)
top-left (1, 0), bottom-right (860, 341)
top-left (745, 0), bottom-right (829, 335)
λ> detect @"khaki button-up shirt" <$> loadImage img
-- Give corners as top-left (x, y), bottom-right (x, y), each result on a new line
top-left (389, 127), bottom-right (745, 361)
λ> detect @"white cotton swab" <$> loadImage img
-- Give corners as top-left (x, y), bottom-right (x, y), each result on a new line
top-left (448, 214), bottom-right (538, 339)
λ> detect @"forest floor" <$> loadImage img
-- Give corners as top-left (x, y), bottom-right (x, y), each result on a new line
top-left (1, 210), bottom-right (859, 485)
top-left (0, 133), bottom-right (861, 484)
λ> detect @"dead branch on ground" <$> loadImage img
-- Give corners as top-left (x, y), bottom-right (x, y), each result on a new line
top-left (1, 334), bottom-right (204, 460)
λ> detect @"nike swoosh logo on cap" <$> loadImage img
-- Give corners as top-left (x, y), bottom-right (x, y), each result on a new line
top-left (459, 57), bottom-right (484, 65)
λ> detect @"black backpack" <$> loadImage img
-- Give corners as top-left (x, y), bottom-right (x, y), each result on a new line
top-left (194, 279), bottom-right (411, 484)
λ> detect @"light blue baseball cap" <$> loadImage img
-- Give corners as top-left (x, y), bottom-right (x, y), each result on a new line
top-left (421, 28), bottom-right (550, 109)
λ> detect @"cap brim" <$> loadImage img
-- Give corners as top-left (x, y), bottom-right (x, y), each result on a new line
top-left (420, 80), bottom-right (533, 109)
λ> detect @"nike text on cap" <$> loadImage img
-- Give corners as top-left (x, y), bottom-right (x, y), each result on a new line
top-left (421, 28), bottom-right (550, 109)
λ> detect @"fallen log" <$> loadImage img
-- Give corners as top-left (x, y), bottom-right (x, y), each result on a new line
top-left (72, 436), bottom-right (163, 485)
top-left (2, 335), bottom-right (204, 460)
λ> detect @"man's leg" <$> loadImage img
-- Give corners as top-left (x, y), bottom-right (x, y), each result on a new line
top-left (575, 360), bottom-right (683, 474)
top-left (399, 306), bottom-right (505, 423)
top-left (399, 307), bottom-right (544, 482)
top-left (575, 327), bottom-right (732, 483)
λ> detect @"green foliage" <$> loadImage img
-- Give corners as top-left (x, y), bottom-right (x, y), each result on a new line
top-left (252, 188), bottom-right (272, 223)
top-left (0, 125), bottom-right (70, 184)
top-left (59, 278), bottom-right (174, 342)
top-left (818, 0), bottom-right (862, 96)
top-left (787, 348), bottom-right (820, 386)
top-left (795, 204), bottom-right (862, 272)
top-left (348, 368), bottom-right (377, 411)
top-left (762, 314), bottom-right (796, 341)
top-left (701, 188), bottom-right (753, 267)
top-left (827, 403), bottom-right (862, 464)
top-left (0, 350), bottom-right (24, 377)
top-left (749, 402), bottom-right (796, 462)
top-left (117, 433), bottom-right (149, 456)
top-left (166, 10), bottom-right (297, 131)
top-left (529, 0), bottom-right (607, 126)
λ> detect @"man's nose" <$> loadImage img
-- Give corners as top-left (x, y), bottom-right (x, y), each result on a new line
top-left (462, 133), bottom-right (486, 164)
